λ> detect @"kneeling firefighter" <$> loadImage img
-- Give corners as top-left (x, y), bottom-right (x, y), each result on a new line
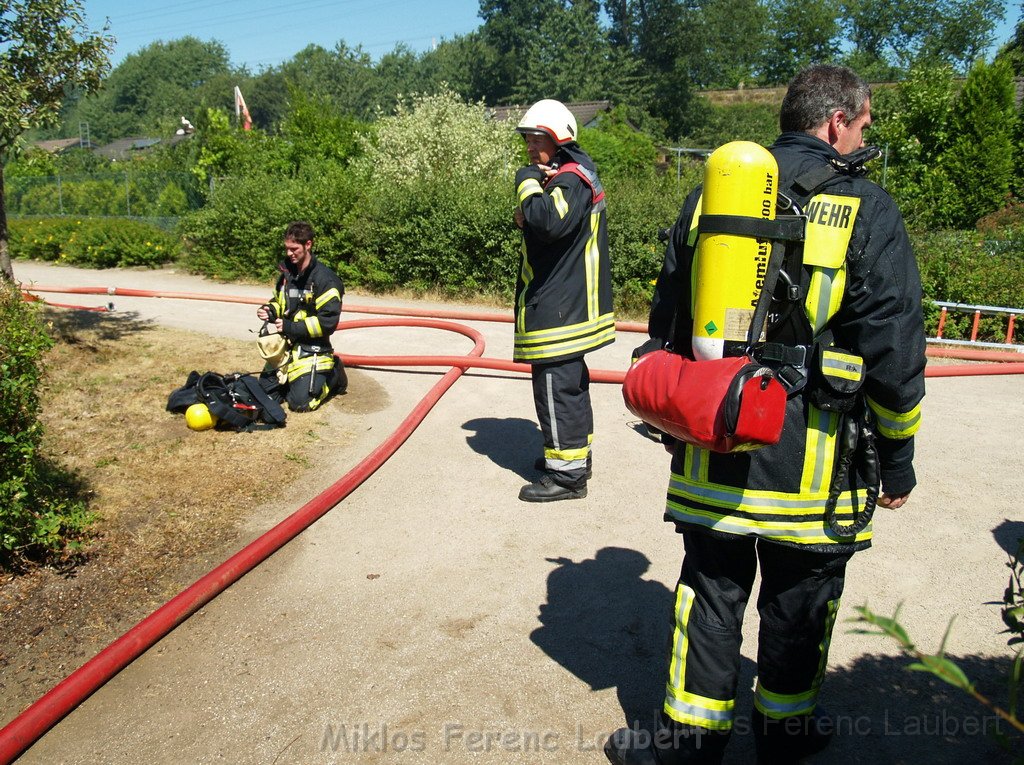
top-left (257, 220), bottom-right (347, 412)
top-left (606, 65), bottom-right (926, 765)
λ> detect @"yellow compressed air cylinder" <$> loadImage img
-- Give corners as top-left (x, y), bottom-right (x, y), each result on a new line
top-left (692, 141), bottom-right (778, 361)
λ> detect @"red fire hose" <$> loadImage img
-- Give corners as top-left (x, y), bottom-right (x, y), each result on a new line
top-left (0, 317), bottom-right (488, 763)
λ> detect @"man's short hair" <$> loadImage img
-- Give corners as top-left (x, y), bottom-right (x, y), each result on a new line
top-left (284, 220), bottom-right (314, 244)
top-left (779, 64), bottom-right (871, 134)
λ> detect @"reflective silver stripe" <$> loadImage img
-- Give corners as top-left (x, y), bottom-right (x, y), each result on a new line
top-left (514, 325), bottom-right (615, 361)
top-left (665, 505), bottom-right (870, 542)
top-left (669, 584), bottom-right (694, 690)
top-left (515, 313), bottom-right (616, 343)
top-left (304, 316), bottom-right (323, 337)
top-left (667, 476), bottom-right (864, 511)
top-left (664, 695), bottom-right (734, 725)
top-left (821, 353), bottom-right (863, 381)
top-left (315, 288), bottom-right (341, 309)
top-left (546, 370), bottom-right (560, 450)
top-left (867, 397), bottom-right (922, 438)
top-left (754, 683), bottom-right (816, 717)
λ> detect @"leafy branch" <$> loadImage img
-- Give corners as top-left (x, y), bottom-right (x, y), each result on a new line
top-left (850, 538), bottom-right (1024, 757)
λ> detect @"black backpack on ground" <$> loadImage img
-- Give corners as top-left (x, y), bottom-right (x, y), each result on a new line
top-left (166, 371), bottom-right (287, 431)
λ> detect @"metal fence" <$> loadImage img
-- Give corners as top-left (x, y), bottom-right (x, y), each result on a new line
top-left (5, 172), bottom-right (203, 219)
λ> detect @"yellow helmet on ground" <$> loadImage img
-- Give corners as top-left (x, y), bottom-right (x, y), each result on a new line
top-left (185, 403), bottom-right (218, 431)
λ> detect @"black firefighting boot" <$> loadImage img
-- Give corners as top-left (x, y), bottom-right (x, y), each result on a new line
top-left (518, 471), bottom-right (587, 502)
top-left (604, 719), bottom-right (730, 765)
top-left (752, 707), bottom-right (834, 764)
top-left (329, 360), bottom-right (348, 395)
top-left (533, 454), bottom-right (593, 478)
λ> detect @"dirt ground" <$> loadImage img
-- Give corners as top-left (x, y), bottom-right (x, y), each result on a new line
top-left (2, 261), bottom-right (1023, 764)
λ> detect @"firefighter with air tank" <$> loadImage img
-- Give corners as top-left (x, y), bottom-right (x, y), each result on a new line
top-left (606, 64), bottom-right (926, 765)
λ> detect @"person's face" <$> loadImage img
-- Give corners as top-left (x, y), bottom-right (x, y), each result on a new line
top-left (834, 97), bottom-right (872, 154)
top-left (284, 238), bottom-right (312, 271)
top-left (523, 132), bottom-right (559, 166)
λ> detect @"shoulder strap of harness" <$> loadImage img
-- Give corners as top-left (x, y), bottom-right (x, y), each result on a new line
top-left (549, 161), bottom-right (606, 205)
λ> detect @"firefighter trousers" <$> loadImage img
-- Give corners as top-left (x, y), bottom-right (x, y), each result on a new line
top-left (662, 529), bottom-right (853, 742)
top-left (530, 357), bottom-right (592, 485)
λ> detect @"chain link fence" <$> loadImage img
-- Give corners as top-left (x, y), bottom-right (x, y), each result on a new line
top-left (5, 172), bottom-right (203, 227)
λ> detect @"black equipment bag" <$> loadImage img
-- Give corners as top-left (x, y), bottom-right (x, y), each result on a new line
top-left (166, 371), bottom-right (287, 431)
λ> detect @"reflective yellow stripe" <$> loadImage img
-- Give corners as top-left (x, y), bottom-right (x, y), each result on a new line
top-left (667, 584), bottom-right (694, 691)
top-left (513, 325), bottom-right (616, 361)
top-left (665, 473), bottom-right (873, 545)
top-left (867, 397), bottom-right (922, 438)
top-left (814, 598), bottom-right (840, 690)
top-left (663, 584), bottom-right (734, 730)
top-left (304, 316), bottom-right (323, 338)
top-left (821, 350), bottom-right (863, 382)
top-left (585, 211), bottom-right (600, 319)
top-left (684, 444), bottom-right (709, 484)
top-left (315, 288), bottom-right (340, 310)
top-left (285, 354), bottom-right (334, 382)
top-left (516, 243), bottom-right (533, 335)
top-left (545, 445), bottom-right (589, 461)
top-left (517, 178), bottom-right (543, 204)
top-left (754, 682), bottom-right (817, 719)
top-left (513, 314), bottom-right (615, 361)
top-left (550, 187), bottom-right (569, 219)
top-left (800, 405), bottom-right (839, 495)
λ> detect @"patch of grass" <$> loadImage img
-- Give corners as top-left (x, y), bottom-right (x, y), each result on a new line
top-left (34, 309), bottom-right (346, 576)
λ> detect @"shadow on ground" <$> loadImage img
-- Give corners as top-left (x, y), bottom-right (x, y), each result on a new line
top-left (993, 519), bottom-right (1024, 558)
top-left (43, 306), bottom-right (154, 343)
top-left (530, 546), bottom-right (1019, 764)
top-left (462, 417), bottom-right (541, 481)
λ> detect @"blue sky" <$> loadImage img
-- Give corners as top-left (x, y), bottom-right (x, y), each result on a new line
top-left (83, 0), bottom-right (1021, 73)
top-left (83, 0), bottom-right (484, 71)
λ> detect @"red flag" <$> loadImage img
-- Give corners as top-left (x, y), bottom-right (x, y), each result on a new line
top-left (234, 86), bottom-right (252, 131)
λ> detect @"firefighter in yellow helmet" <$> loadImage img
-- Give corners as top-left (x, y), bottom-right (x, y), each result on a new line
top-left (606, 65), bottom-right (925, 764)
top-left (513, 99), bottom-right (615, 502)
top-left (256, 221), bottom-right (347, 411)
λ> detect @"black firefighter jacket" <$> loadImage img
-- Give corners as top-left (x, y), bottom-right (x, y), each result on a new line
top-left (514, 146), bottom-right (615, 364)
top-left (647, 132), bottom-right (926, 552)
top-left (267, 255), bottom-right (345, 353)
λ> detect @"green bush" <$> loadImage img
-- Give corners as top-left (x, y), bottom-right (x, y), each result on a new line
top-left (9, 218), bottom-right (179, 268)
top-left (680, 100), bottom-right (780, 150)
top-left (912, 226), bottom-right (1024, 342)
top-left (5, 173), bottom-right (200, 218)
top-left (180, 163), bottom-right (359, 282)
top-left (605, 172), bottom-right (693, 316)
top-left (0, 283), bottom-right (93, 567)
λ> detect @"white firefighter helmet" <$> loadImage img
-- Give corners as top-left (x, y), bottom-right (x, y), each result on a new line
top-left (516, 99), bottom-right (577, 145)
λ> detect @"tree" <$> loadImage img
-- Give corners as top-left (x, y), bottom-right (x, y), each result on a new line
top-left (0, 0), bottom-right (113, 281)
top-left (511, 0), bottom-right (644, 106)
top-left (478, 0), bottom-right (564, 103)
top-left (840, 0), bottom-right (1005, 77)
top-left (61, 37), bottom-right (234, 143)
top-left (418, 32), bottom-right (502, 103)
top-left (995, 5), bottom-right (1024, 75)
top-left (940, 58), bottom-right (1016, 226)
top-left (694, 0), bottom-right (771, 89)
top-left (762, 0), bottom-right (841, 85)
